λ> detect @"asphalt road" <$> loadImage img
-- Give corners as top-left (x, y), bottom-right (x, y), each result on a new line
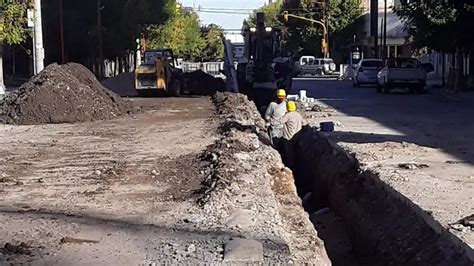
top-left (291, 78), bottom-right (474, 165)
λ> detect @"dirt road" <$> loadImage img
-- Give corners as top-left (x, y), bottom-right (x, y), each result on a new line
top-left (0, 95), bottom-right (330, 265)
top-left (0, 97), bottom-right (219, 264)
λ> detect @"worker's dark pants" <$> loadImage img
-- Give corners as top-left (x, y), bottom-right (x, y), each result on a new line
top-left (269, 126), bottom-right (283, 149)
top-left (281, 138), bottom-right (296, 169)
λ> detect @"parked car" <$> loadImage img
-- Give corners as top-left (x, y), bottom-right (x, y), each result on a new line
top-left (297, 56), bottom-right (336, 76)
top-left (353, 59), bottom-right (383, 87)
top-left (377, 58), bottom-right (433, 94)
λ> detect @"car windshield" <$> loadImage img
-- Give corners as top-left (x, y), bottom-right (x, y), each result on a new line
top-left (361, 60), bottom-right (383, 68)
top-left (386, 58), bottom-right (418, 68)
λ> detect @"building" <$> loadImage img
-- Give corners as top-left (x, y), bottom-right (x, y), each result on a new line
top-left (352, 0), bottom-right (410, 60)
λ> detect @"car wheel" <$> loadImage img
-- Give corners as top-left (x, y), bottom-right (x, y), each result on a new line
top-left (353, 82), bottom-right (359, 88)
top-left (383, 85), bottom-right (390, 94)
top-left (316, 69), bottom-right (322, 75)
top-left (376, 85), bottom-right (382, 93)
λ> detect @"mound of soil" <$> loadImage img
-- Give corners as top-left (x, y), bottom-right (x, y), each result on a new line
top-left (0, 63), bottom-right (131, 125)
top-left (102, 69), bottom-right (225, 97)
top-left (184, 70), bottom-right (225, 95)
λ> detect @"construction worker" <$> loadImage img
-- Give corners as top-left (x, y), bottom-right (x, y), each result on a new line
top-left (264, 89), bottom-right (287, 148)
top-left (281, 100), bottom-right (307, 168)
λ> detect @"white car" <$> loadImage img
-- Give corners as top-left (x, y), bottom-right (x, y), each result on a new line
top-left (353, 59), bottom-right (383, 87)
top-left (297, 56), bottom-right (336, 76)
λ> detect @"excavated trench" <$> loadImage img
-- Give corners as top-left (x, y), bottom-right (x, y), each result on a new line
top-left (284, 127), bottom-right (474, 266)
top-left (247, 91), bottom-right (473, 265)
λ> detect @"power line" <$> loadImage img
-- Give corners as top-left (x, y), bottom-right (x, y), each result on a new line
top-left (194, 10), bottom-right (252, 15)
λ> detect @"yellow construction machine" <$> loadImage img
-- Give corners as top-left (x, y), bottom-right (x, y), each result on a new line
top-left (134, 49), bottom-right (183, 96)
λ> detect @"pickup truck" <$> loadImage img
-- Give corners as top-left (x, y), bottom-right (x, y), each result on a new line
top-left (297, 56), bottom-right (336, 76)
top-left (377, 58), bottom-right (432, 94)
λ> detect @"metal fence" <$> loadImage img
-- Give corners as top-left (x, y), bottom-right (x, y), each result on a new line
top-left (181, 61), bottom-right (225, 78)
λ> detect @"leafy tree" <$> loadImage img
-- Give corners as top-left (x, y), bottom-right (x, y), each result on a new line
top-left (395, 0), bottom-right (474, 53)
top-left (248, 1), bottom-right (284, 28)
top-left (200, 24), bottom-right (224, 61)
top-left (247, 0), bottom-right (361, 58)
top-left (327, 0), bottom-right (362, 34)
top-left (0, 0), bottom-right (28, 91)
top-left (395, 0), bottom-right (474, 90)
top-left (147, 10), bottom-right (205, 61)
top-left (147, 11), bottom-right (225, 61)
top-left (42, 0), bottom-right (176, 65)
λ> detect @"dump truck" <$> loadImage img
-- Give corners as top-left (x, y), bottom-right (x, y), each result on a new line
top-left (134, 49), bottom-right (183, 96)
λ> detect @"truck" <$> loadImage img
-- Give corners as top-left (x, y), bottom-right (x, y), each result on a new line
top-left (377, 58), bottom-right (432, 94)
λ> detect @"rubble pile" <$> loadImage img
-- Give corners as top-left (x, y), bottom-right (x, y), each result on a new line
top-left (183, 70), bottom-right (225, 96)
top-left (0, 63), bottom-right (131, 125)
top-left (193, 92), bottom-right (331, 264)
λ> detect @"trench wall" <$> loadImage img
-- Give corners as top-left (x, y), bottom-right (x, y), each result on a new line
top-left (292, 127), bottom-right (474, 266)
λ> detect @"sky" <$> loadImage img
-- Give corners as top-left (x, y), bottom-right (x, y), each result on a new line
top-left (180, 0), bottom-right (268, 29)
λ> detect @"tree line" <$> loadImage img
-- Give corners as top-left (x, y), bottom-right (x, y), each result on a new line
top-left (1, 0), bottom-right (225, 80)
top-left (248, 0), bottom-right (362, 61)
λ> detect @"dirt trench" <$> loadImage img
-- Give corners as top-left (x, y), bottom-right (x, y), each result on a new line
top-left (288, 127), bottom-right (474, 266)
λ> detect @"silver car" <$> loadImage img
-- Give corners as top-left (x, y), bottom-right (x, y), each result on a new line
top-left (353, 59), bottom-right (384, 87)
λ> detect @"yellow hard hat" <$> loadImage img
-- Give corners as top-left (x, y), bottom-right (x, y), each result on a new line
top-left (287, 101), bottom-right (296, 112)
top-left (276, 89), bottom-right (286, 98)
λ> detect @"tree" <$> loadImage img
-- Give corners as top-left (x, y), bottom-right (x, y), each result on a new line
top-left (395, 0), bottom-right (473, 53)
top-left (147, 11), bottom-right (225, 61)
top-left (41, 0), bottom-right (176, 65)
top-left (248, 1), bottom-right (284, 28)
top-left (247, 0), bottom-right (362, 58)
top-left (395, 0), bottom-right (474, 91)
top-left (147, 10), bottom-right (205, 61)
top-left (0, 0), bottom-right (28, 93)
top-left (200, 24), bottom-right (224, 61)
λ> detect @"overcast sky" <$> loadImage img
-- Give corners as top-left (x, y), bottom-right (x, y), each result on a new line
top-left (180, 0), bottom-right (267, 29)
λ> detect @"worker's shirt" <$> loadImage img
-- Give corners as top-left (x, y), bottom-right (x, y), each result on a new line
top-left (265, 101), bottom-right (287, 128)
top-left (282, 112), bottom-right (306, 140)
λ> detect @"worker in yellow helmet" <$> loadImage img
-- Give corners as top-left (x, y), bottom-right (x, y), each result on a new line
top-left (281, 100), bottom-right (307, 168)
top-left (264, 89), bottom-right (287, 148)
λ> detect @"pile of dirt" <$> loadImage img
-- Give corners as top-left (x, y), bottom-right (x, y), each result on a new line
top-left (102, 69), bottom-right (225, 97)
top-left (0, 63), bottom-right (131, 125)
top-left (184, 70), bottom-right (225, 95)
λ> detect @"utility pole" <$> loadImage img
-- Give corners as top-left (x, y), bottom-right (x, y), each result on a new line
top-left (97, 0), bottom-right (104, 80)
top-left (59, 0), bottom-right (65, 64)
top-left (383, 0), bottom-right (387, 59)
top-left (370, 0), bottom-right (379, 58)
top-left (34, 0), bottom-right (45, 73)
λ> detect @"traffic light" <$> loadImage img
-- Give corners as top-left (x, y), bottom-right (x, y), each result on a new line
top-left (283, 11), bottom-right (289, 22)
top-left (176, 3), bottom-right (181, 15)
top-left (321, 39), bottom-right (328, 54)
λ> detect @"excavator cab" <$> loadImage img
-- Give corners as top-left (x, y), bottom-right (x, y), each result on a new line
top-left (134, 49), bottom-right (182, 96)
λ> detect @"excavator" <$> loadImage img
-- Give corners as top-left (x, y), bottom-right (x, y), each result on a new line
top-left (236, 12), bottom-right (294, 113)
top-left (134, 49), bottom-right (184, 97)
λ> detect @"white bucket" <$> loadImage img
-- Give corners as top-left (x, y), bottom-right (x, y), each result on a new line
top-left (287, 94), bottom-right (299, 101)
top-left (299, 90), bottom-right (307, 102)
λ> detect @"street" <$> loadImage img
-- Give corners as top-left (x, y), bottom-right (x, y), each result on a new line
top-left (292, 78), bottom-right (474, 248)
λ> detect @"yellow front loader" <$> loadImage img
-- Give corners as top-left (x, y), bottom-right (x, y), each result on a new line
top-left (134, 49), bottom-right (183, 96)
